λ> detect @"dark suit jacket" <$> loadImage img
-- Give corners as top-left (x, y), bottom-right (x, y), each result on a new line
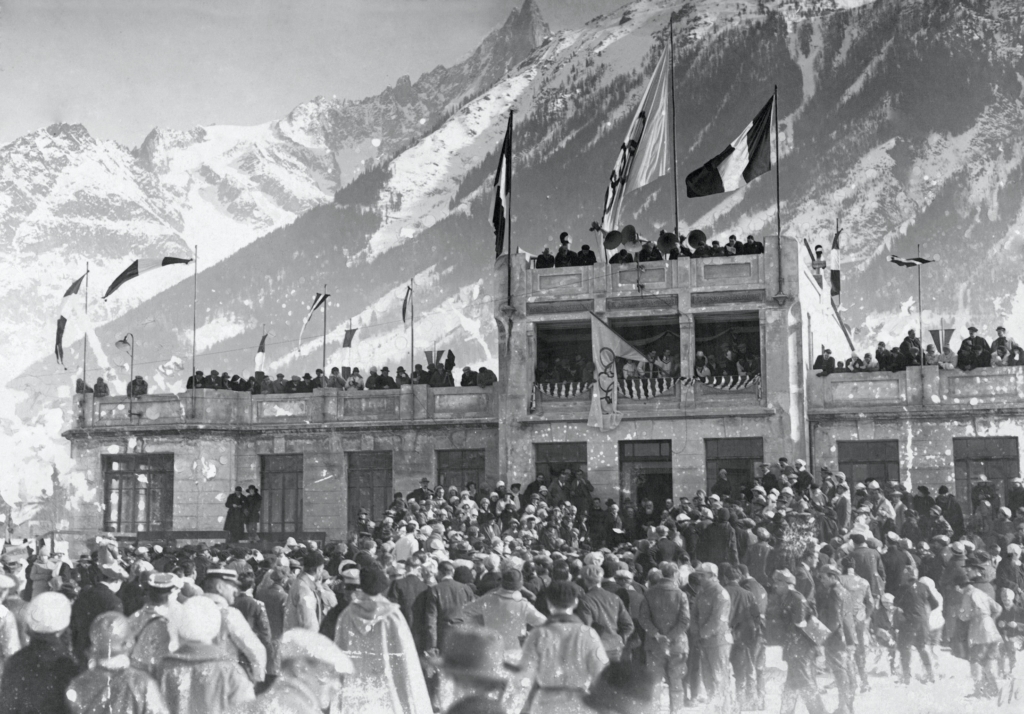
top-left (70, 584), bottom-right (123, 663)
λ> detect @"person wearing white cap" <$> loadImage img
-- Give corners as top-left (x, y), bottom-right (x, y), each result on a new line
top-left (202, 569), bottom-right (267, 685)
top-left (0, 592), bottom-right (78, 714)
top-left (159, 596), bottom-right (255, 714)
top-left (0, 573), bottom-right (20, 680)
top-left (230, 629), bottom-right (352, 714)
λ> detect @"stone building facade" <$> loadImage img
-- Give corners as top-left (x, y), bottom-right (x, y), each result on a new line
top-left (61, 234), bottom-right (1024, 550)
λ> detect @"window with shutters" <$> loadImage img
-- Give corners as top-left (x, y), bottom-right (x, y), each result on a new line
top-left (261, 454), bottom-right (303, 534)
top-left (437, 449), bottom-right (486, 491)
top-left (103, 454), bottom-right (174, 533)
top-left (347, 451), bottom-right (393, 527)
top-left (837, 440), bottom-right (900, 486)
top-left (704, 438), bottom-right (764, 492)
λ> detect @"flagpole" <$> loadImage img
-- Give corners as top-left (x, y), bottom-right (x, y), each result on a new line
top-left (507, 110), bottom-right (514, 309)
top-left (773, 85), bottom-right (783, 296)
top-left (669, 20), bottom-right (680, 240)
top-left (322, 283), bottom-right (328, 383)
top-left (918, 243), bottom-right (924, 366)
top-left (409, 281), bottom-right (415, 383)
top-left (82, 263), bottom-right (89, 394)
top-left (191, 245), bottom-right (198, 417)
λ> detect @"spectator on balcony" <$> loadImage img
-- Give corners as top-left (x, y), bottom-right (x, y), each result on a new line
top-left (725, 235), bottom-right (740, 255)
top-left (738, 353), bottom-right (760, 377)
top-left (477, 367), bottom-right (497, 387)
top-left (973, 342), bottom-right (993, 369)
top-left (992, 326), bottom-right (1010, 354)
top-left (345, 369), bottom-right (364, 390)
top-left (326, 367), bottom-right (344, 388)
top-left (411, 364), bottom-right (428, 385)
top-left (578, 244), bottom-right (598, 266)
top-left (610, 248), bottom-right (633, 264)
top-left (992, 346), bottom-right (1011, 367)
top-left (127, 375), bottom-right (148, 397)
top-left (813, 348), bottom-right (835, 377)
top-left (186, 371), bottom-right (203, 389)
top-left (743, 235), bottom-right (764, 254)
top-left (554, 235), bottom-right (578, 267)
top-left (694, 351), bottom-right (711, 379)
top-left (960, 326), bottom-right (990, 359)
top-left (376, 367), bottom-right (398, 390)
top-left (75, 378), bottom-right (93, 395)
top-left (638, 242), bottom-right (662, 262)
top-left (535, 247), bottom-right (555, 269)
top-left (395, 366), bottom-right (411, 386)
top-left (937, 346), bottom-right (956, 370)
top-left (709, 240), bottom-right (726, 257)
top-left (461, 367), bottom-right (478, 387)
top-left (655, 351), bottom-right (678, 379)
top-left (876, 342), bottom-right (892, 371)
top-left (924, 345), bottom-right (940, 366)
top-left (860, 353), bottom-right (879, 372)
top-left (364, 367), bottom-right (381, 389)
top-left (901, 330), bottom-right (922, 365)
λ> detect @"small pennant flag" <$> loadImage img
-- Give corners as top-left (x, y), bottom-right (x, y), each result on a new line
top-left (254, 334), bottom-right (268, 374)
top-left (402, 286), bottom-right (413, 324)
top-left (491, 113), bottom-right (513, 258)
top-left (56, 273), bottom-right (86, 367)
top-left (601, 45), bottom-right (673, 232)
top-left (830, 227), bottom-right (841, 301)
top-left (298, 292), bottom-right (329, 344)
top-left (887, 255), bottom-right (935, 267)
top-left (685, 94), bottom-right (775, 197)
top-left (103, 257), bottom-right (192, 299)
top-left (930, 328), bottom-right (955, 352)
top-left (342, 328), bottom-right (357, 349)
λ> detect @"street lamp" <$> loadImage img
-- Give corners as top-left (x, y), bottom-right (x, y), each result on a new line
top-left (115, 333), bottom-right (137, 421)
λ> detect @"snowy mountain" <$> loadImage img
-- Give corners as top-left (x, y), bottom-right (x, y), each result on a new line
top-left (7, 0), bottom-right (1024, 527)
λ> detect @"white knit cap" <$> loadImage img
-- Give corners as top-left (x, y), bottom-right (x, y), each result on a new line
top-left (25, 592), bottom-right (71, 634)
top-left (177, 596), bottom-right (222, 644)
top-left (280, 629), bottom-right (353, 675)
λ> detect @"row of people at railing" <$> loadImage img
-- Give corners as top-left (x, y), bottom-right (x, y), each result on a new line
top-left (535, 346), bottom-right (760, 386)
top-left (533, 230), bottom-right (765, 268)
top-left (75, 363), bottom-right (497, 397)
top-left (814, 326), bottom-right (1024, 376)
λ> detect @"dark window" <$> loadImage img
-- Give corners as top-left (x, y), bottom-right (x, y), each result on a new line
top-left (102, 454), bottom-right (174, 533)
top-left (535, 443), bottom-right (587, 480)
top-left (621, 440), bottom-right (673, 507)
top-left (705, 438), bottom-right (764, 492)
top-left (837, 440), bottom-right (900, 485)
top-left (261, 455), bottom-right (303, 534)
top-left (437, 449), bottom-right (486, 491)
top-left (608, 316), bottom-right (681, 381)
top-left (348, 451), bottom-right (393, 528)
top-left (953, 437), bottom-right (1019, 514)
top-left (693, 312), bottom-right (761, 378)
top-left (535, 322), bottom-right (592, 385)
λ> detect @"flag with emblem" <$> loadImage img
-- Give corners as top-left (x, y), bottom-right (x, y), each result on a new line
top-left (588, 313), bottom-right (648, 432)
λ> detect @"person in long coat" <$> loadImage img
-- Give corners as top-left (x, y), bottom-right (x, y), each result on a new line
top-left (70, 561), bottom-right (126, 665)
top-left (769, 570), bottom-right (826, 714)
top-left (66, 612), bottom-right (167, 714)
top-left (243, 487), bottom-right (261, 541)
top-left (0, 592), bottom-right (81, 714)
top-left (158, 597), bottom-right (254, 714)
top-left (224, 488), bottom-right (247, 543)
top-left (334, 567), bottom-right (432, 714)
top-left (637, 565), bottom-right (689, 714)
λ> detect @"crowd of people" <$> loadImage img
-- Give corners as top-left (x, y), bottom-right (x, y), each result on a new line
top-left (76, 361), bottom-right (497, 398)
top-left (2, 457), bottom-right (1023, 714)
top-left (815, 326), bottom-right (1024, 376)
top-left (533, 232), bottom-right (764, 269)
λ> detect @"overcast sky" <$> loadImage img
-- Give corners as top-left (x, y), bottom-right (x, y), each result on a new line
top-left (0, 0), bottom-right (626, 147)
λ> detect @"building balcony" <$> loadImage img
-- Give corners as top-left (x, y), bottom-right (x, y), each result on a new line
top-left (523, 253), bottom-right (767, 313)
top-left (72, 384), bottom-right (498, 432)
top-left (808, 365), bottom-right (1024, 415)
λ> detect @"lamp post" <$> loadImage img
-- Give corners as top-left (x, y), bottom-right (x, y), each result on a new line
top-left (115, 333), bottom-right (135, 421)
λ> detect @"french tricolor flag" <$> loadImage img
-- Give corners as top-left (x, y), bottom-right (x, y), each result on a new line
top-left (685, 94), bottom-right (775, 197)
top-left (103, 256), bottom-right (192, 299)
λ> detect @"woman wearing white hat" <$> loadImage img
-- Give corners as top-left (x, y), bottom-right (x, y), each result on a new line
top-left (0, 591), bottom-right (78, 713)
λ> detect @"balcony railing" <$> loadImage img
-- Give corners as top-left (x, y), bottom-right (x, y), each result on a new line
top-left (530, 375), bottom-right (762, 413)
top-left (808, 365), bottom-right (1024, 411)
top-left (75, 384), bottom-right (498, 429)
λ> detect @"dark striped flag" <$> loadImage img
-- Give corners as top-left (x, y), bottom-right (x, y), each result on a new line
top-left (103, 256), bottom-right (192, 299)
top-left (55, 273), bottom-right (86, 366)
top-left (298, 292), bottom-right (328, 344)
top-left (830, 227), bottom-right (841, 301)
top-left (254, 334), bottom-right (268, 373)
top-left (887, 255), bottom-right (935, 267)
top-left (685, 94), bottom-right (775, 197)
top-left (490, 113), bottom-right (512, 258)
